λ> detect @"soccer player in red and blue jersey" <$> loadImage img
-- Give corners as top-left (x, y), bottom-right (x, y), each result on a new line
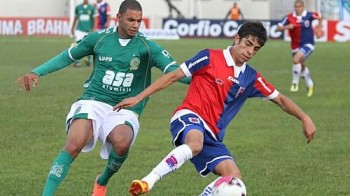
top-left (115, 21), bottom-right (317, 196)
top-left (96, 0), bottom-right (112, 29)
top-left (277, 0), bottom-right (322, 97)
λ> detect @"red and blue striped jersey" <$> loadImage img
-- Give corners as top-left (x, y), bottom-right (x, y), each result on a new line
top-left (175, 48), bottom-right (279, 141)
top-left (96, 1), bottom-right (111, 29)
top-left (279, 10), bottom-right (321, 50)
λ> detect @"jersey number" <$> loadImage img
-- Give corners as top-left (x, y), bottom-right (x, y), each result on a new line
top-left (103, 70), bottom-right (134, 87)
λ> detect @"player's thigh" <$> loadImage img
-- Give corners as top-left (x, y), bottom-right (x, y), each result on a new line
top-left (214, 159), bottom-right (241, 178)
top-left (102, 109), bottom-right (140, 145)
top-left (292, 51), bottom-right (305, 64)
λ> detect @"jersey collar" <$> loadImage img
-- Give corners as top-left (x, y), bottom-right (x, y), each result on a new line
top-left (224, 46), bottom-right (246, 78)
top-left (293, 10), bottom-right (307, 17)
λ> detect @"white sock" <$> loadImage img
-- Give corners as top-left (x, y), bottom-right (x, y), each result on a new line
top-left (301, 67), bottom-right (314, 87)
top-left (292, 63), bottom-right (302, 85)
top-left (142, 144), bottom-right (193, 190)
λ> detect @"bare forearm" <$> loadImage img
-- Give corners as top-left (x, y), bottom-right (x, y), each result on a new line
top-left (136, 71), bottom-right (180, 101)
top-left (273, 94), bottom-right (308, 121)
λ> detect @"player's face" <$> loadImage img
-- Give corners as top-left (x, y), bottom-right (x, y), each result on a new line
top-left (117, 9), bottom-right (142, 38)
top-left (294, 2), bottom-right (304, 15)
top-left (231, 35), bottom-right (262, 66)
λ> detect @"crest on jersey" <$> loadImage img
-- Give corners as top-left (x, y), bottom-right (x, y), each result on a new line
top-left (304, 20), bottom-right (310, 27)
top-left (130, 56), bottom-right (140, 70)
top-left (188, 117), bottom-right (200, 124)
top-left (235, 87), bottom-right (245, 98)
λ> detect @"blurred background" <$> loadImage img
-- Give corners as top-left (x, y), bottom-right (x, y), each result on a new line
top-left (0, 0), bottom-right (349, 41)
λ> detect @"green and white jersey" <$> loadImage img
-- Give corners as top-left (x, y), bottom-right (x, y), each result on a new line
top-left (32, 27), bottom-right (189, 116)
top-left (75, 4), bottom-right (96, 32)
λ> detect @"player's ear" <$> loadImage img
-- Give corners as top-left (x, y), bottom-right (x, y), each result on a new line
top-left (116, 13), bottom-right (121, 22)
top-left (233, 34), bottom-right (240, 45)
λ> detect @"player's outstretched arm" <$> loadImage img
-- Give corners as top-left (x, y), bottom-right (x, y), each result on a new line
top-left (15, 72), bottom-right (39, 92)
top-left (271, 94), bottom-right (316, 143)
top-left (114, 68), bottom-right (186, 110)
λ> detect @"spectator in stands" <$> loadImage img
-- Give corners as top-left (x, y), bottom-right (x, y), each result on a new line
top-left (225, 2), bottom-right (244, 20)
top-left (96, 0), bottom-right (112, 29)
top-left (71, 0), bottom-right (97, 67)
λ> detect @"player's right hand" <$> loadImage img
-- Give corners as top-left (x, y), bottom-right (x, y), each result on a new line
top-left (286, 24), bottom-right (294, 30)
top-left (15, 72), bottom-right (39, 92)
top-left (113, 97), bottom-right (141, 111)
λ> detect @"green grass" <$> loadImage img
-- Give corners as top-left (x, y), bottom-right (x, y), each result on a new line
top-left (0, 36), bottom-right (349, 196)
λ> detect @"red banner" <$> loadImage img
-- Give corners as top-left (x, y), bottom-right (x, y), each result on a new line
top-left (0, 17), bottom-right (150, 36)
top-left (0, 17), bottom-right (70, 36)
top-left (327, 20), bottom-right (350, 42)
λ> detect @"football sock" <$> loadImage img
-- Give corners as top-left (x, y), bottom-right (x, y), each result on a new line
top-left (292, 63), bottom-right (302, 85)
top-left (42, 150), bottom-right (74, 196)
top-left (302, 67), bottom-right (314, 87)
top-left (142, 144), bottom-right (193, 190)
top-left (97, 150), bottom-right (128, 186)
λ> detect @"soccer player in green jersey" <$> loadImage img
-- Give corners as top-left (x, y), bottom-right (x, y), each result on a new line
top-left (71, 0), bottom-right (97, 67)
top-left (16, 0), bottom-right (190, 195)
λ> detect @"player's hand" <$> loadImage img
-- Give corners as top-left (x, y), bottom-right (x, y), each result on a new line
top-left (113, 97), bottom-right (142, 111)
top-left (15, 72), bottom-right (39, 92)
top-left (286, 24), bottom-right (294, 30)
top-left (314, 25), bottom-right (324, 39)
top-left (302, 116), bottom-right (316, 144)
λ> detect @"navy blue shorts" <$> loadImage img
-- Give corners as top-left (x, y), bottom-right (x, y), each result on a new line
top-left (170, 113), bottom-right (234, 176)
top-left (292, 44), bottom-right (314, 59)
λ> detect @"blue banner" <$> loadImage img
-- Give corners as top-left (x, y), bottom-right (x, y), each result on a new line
top-left (162, 18), bottom-right (284, 39)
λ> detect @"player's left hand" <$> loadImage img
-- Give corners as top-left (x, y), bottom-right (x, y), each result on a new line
top-left (15, 72), bottom-right (39, 92)
top-left (113, 97), bottom-right (141, 111)
top-left (314, 28), bottom-right (324, 39)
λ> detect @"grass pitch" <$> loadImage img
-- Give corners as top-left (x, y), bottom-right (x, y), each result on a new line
top-left (0, 36), bottom-right (349, 195)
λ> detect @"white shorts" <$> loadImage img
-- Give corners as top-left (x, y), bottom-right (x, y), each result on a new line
top-left (74, 29), bottom-right (89, 41)
top-left (65, 100), bottom-right (140, 159)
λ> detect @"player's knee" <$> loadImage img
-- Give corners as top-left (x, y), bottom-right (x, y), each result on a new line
top-left (188, 142), bottom-right (203, 156)
top-left (215, 160), bottom-right (242, 178)
top-left (113, 141), bottom-right (131, 156)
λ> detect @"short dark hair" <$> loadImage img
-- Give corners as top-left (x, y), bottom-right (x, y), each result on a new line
top-left (237, 21), bottom-right (267, 46)
top-left (118, 0), bottom-right (142, 14)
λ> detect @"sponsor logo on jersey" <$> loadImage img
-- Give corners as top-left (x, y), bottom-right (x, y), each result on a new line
top-left (99, 56), bottom-right (112, 62)
top-left (165, 155), bottom-right (178, 168)
top-left (188, 117), bottom-right (200, 124)
top-left (130, 56), bottom-right (140, 70)
top-left (257, 77), bottom-right (272, 93)
top-left (188, 56), bottom-right (208, 69)
top-left (227, 75), bottom-right (240, 84)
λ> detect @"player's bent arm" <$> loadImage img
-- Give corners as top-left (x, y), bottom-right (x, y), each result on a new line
top-left (276, 25), bottom-right (284, 31)
top-left (31, 50), bottom-right (75, 77)
top-left (276, 24), bottom-right (293, 31)
top-left (114, 68), bottom-right (186, 110)
top-left (270, 94), bottom-right (316, 142)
